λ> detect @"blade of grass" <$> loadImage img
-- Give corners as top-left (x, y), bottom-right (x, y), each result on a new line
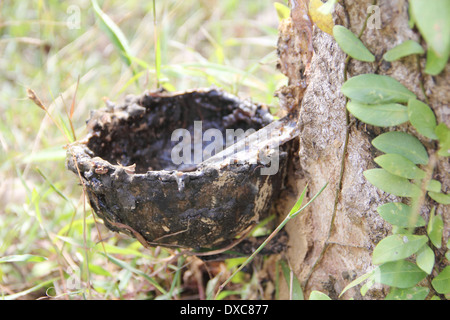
top-left (153, 0), bottom-right (161, 88)
top-left (35, 167), bottom-right (73, 205)
top-left (167, 255), bottom-right (185, 299)
top-left (280, 260), bottom-right (304, 300)
top-left (69, 75), bottom-right (79, 120)
top-left (91, 0), bottom-right (136, 75)
top-left (0, 254), bottom-right (47, 263)
top-left (103, 253), bottom-right (167, 295)
top-left (117, 69), bottom-right (148, 95)
top-left (65, 75), bottom-right (80, 141)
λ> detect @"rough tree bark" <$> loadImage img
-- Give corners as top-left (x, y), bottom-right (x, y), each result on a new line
top-left (275, 0), bottom-right (449, 299)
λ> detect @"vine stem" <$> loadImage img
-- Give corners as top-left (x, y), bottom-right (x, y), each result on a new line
top-left (416, 55), bottom-right (430, 105)
top-left (303, 0), bottom-right (377, 290)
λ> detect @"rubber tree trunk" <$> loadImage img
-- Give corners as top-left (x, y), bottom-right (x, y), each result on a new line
top-left (275, 0), bottom-right (449, 299)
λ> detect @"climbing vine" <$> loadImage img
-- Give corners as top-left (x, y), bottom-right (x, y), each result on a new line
top-left (268, 0), bottom-right (448, 300)
top-left (330, 1), bottom-right (450, 299)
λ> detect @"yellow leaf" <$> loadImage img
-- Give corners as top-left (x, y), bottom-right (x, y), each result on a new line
top-left (274, 2), bottom-right (290, 21)
top-left (309, 0), bottom-right (335, 35)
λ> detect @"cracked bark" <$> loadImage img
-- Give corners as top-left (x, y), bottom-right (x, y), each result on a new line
top-left (276, 0), bottom-right (449, 300)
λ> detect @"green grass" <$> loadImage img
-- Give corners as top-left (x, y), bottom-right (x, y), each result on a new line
top-left (0, 0), bottom-right (287, 299)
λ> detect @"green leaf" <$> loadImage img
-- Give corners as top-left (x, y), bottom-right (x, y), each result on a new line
top-left (309, 291), bottom-right (332, 300)
top-left (427, 207), bottom-right (443, 248)
top-left (416, 245), bottom-right (435, 274)
top-left (409, 0), bottom-right (450, 59)
top-left (407, 99), bottom-right (438, 139)
top-left (0, 254), bottom-right (47, 264)
top-left (372, 234), bottom-right (428, 265)
top-left (280, 260), bottom-right (304, 300)
top-left (431, 266), bottom-right (450, 294)
top-left (274, 2), bottom-right (290, 20)
top-left (346, 101), bottom-right (409, 127)
top-left (435, 123), bottom-right (450, 157)
top-left (288, 185), bottom-right (307, 217)
top-left (214, 290), bottom-right (241, 301)
top-left (359, 277), bottom-right (375, 296)
top-left (374, 154), bottom-right (426, 180)
top-left (373, 260), bottom-right (427, 288)
top-left (426, 180), bottom-right (441, 193)
top-left (339, 270), bottom-right (375, 298)
top-left (341, 74), bottom-right (416, 104)
top-left (385, 286), bottom-right (429, 300)
top-left (364, 169), bottom-right (421, 198)
top-left (428, 191), bottom-right (450, 205)
top-left (372, 131), bottom-right (429, 165)
top-left (377, 202), bottom-right (426, 227)
top-left (333, 25), bottom-right (375, 62)
top-left (289, 183), bottom-right (328, 219)
top-left (425, 47), bottom-right (449, 75)
top-left (383, 40), bottom-right (425, 61)
top-left (88, 264), bottom-right (112, 277)
top-left (407, 3), bottom-right (415, 29)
